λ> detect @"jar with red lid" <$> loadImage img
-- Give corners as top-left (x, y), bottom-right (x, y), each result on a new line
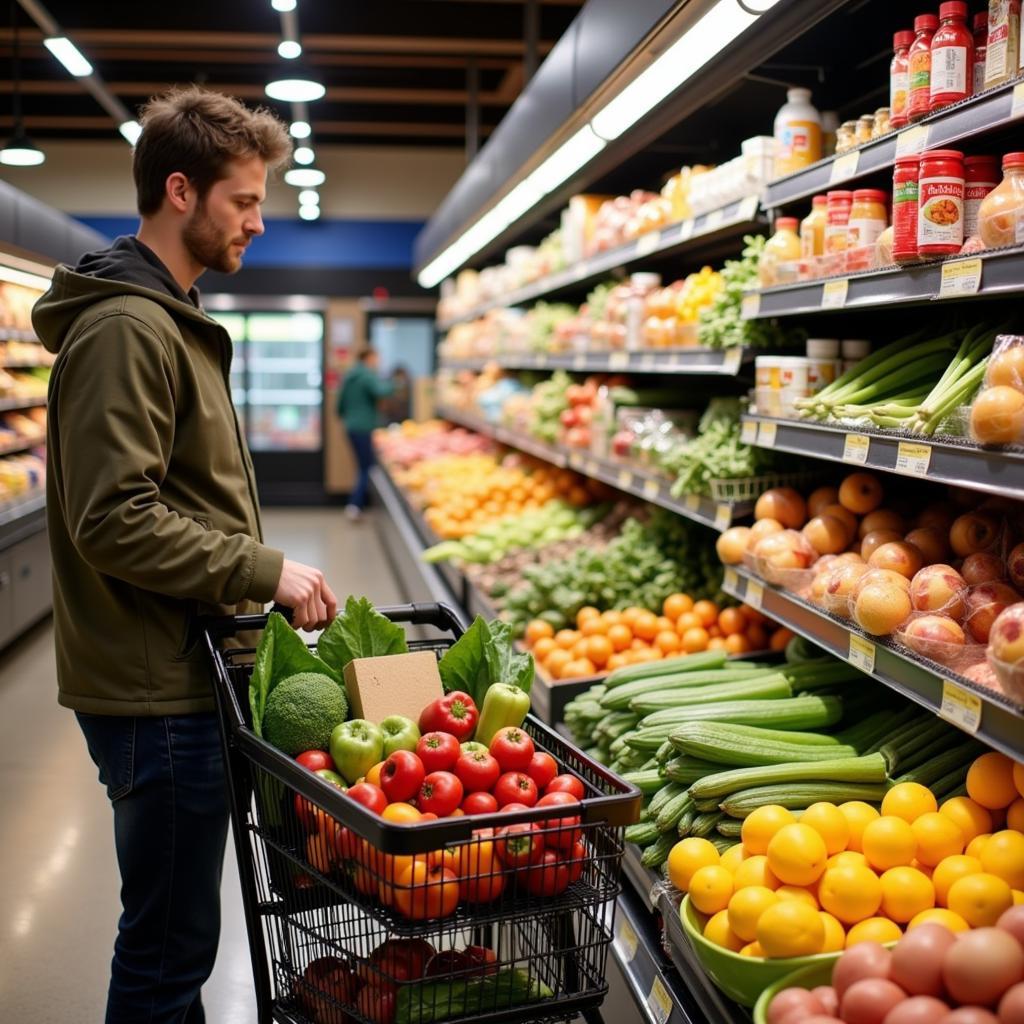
top-left (824, 191), bottom-right (853, 256)
top-left (893, 157), bottom-right (922, 262)
top-left (918, 149), bottom-right (966, 255)
top-left (930, 2), bottom-right (974, 111)
top-left (973, 11), bottom-right (989, 94)
top-left (908, 13), bottom-right (940, 122)
top-left (891, 30), bottom-right (916, 129)
top-left (848, 190), bottom-right (890, 248)
top-left (964, 155), bottom-right (1000, 239)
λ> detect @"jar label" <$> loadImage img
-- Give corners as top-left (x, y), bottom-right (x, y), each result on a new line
top-left (931, 45), bottom-right (968, 98)
top-left (777, 120), bottom-right (822, 171)
top-left (919, 175), bottom-right (965, 248)
top-left (964, 182), bottom-right (996, 237)
top-left (974, 56), bottom-right (987, 93)
top-left (891, 70), bottom-right (910, 117)
top-left (848, 217), bottom-right (886, 247)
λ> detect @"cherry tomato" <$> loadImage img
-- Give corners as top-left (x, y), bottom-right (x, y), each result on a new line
top-left (454, 751), bottom-right (501, 793)
top-left (461, 791), bottom-right (499, 816)
top-left (521, 848), bottom-right (571, 897)
top-left (416, 731), bottom-right (460, 773)
top-left (380, 750), bottom-right (426, 804)
top-left (526, 751), bottom-right (558, 791)
top-left (536, 791), bottom-right (582, 849)
top-left (347, 782), bottom-right (388, 815)
top-left (494, 771), bottom-right (538, 808)
top-left (545, 773), bottom-right (584, 799)
top-left (489, 727), bottom-right (536, 772)
top-left (417, 771), bottom-right (464, 817)
top-left (494, 821), bottom-right (545, 869)
top-left (296, 750), bottom-right (333, 773)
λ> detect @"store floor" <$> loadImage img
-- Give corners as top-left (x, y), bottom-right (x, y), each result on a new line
top-left (0, 508), bottom-right (642, 1023)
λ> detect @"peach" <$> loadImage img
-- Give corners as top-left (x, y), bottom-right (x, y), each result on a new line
top-left (823, 562), bottom-right (870, 615)
top-left (754, 488), bottom-right (807, 529)
top-left (854, 580), bottom-right (913, 636)
top-left (868, 541), bottom-right (925, 580)
top-left (961, 551), bottom-right (1007, 586)
top-left (964, 582), bottom-right (1022, 643)
top-left (834, 552), bottom-right (866, 566)
top-left (807, 486), bottom-right (840, 518)
top-left (716, 527), bottom-right (751, 565)
top-left (748, 518), bottom-right (785, 547)
top-left (858, 509), bottom-right (907, 539)
top-left (822, 503), bottom-right (859, 540)
top-left (803, 515), bottom-right (852, 556)
top-left (916, 503), bottom-right (957, 534)
top-left (810, 572), bottom-right (831, 607)
top-left (813, 554), bottom-right (840, 575)
top-left (989, 603), bottom-right (1024, 663)
top-left (1008, 543), bottom-right (1024, 591)
top-left (987, 344), bottom-right (1024, 392)
top-left (902, 615), bottom-right (967, 661)
top-left (854, 568), bottom-right (912, 597)
top-left (839, 472), bottom-right (884, 515)
top-left (950, 511), bottom-right (1002, 558)
top-left (861, 529), bottom-right (905, 561)
top-left (910, 564), bottom-right (967, 619)
top-left (903, 527), bottom-right (949, 565)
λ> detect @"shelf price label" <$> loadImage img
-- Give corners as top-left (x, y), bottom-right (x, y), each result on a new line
top-left (617, 469), bottom-right (634, 490)
top-left (822, 279), bottom-right (849, 309)
top-left (741, 419), bottom-right (759, 445)
top-left (896, 124), bottom-right (930, 156)
top-left (939, 257), bottom-right (983, 298)
top-left (746, 579), bottom-right (764, 609)
top-left (572, 353), bottom-right (586, 370)
top-left (678, 219), bottom-right (695, 242)
top-left (830, 151), bottom-right (860, 184)
top-left (585, 459), bottom-right (599, 476)
top-left (640, 353), bottom-right (657, 370)
top-left (643, 478), bottom-right (661, 500)
top-left (714, 504), bottom-right (732, 530)
top-left (723, 347), bottom-right (744, 373)
top-left (636, 231), bottom-right (662, 257)
top-left (848, 634), bottom-right (876, 674)
top-left (896, 441), bottom-right (932, 478)
top-left (609, 351), bottom-right (629, 369)
top-left (758, 421), bottom-right (778, 447)
top-left (940, 680), bottom-right (983, 733)
top-left (723, 567), bottom-right (740, 591)
top-left (705, 208), bottom-right (725, 230)
top-left (615, 915), bottom-right (639, 962)
top-left (536, 353), bottom-right (549, 367)
top-left (648, 977), bottom-right (674, 1024)
top-left (741, 293), bottom-right (761, 319)
top-left (738, 195), bottom-right (760, 221)
top-left (569, 452), bottom-right (585, 471)
top-left (685, 493), bottom-right (701, 513)
top-left (1013, 82), bottom-right (1024, 120)
top-left (843, 433), bottom-right (871, 464)
top-left (573, 262), bottom-right (589, 281)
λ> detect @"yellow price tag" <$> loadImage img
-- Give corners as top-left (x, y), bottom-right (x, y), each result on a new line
top-left (705, 208), bottom-right (725, 230)
top-left (896, 441), bottom-right (932, 477)
top-left (617, 469), bottom-right (634, 490)
top-left (758, 421), bottom-right (778, 447)
top-left (643, 478), bottom-right (660, 500)
top-left (741, 420), bottom-right (759, 445)
top-left (569, 452), bottom-right (585, 470)
top-left (939, 257), bottom-right (983, 298)
top-left (896, 124), bottom-right (930, 156)
top-left (648, 977), bottom-right (673, 1024)
top-left (848, 634), bottom-right (876, 673)
top-left (609, 351), bottom-right (629, 369)
top-left (830, 151), bottom-right (860, 184)
top-left (585, 460), bottom-right (599, 477)
top-left (940, 680), bottom-right (983, 733)
top-left (822, 279), bottom-right (849, 309)
top-left (843, 433), bottom-right (871, 464)
top-left (536, 353), bottom-right (549, 367)
top-left (1013, 81), bottom-right (1024, 120)
top-left (678, 219), bottom-right (695, 242)
top-left (738, 195), bottom-right (760, 221)
top-left (636, 230), bottom-right (661, 257)
top-left (714, 504), bottom-right (732, 531)
top-left (572, 353), bottom-right (586, 370)
top-left (723, 348), bottom-right (744, 373)
top-left (640, 353), bottom-right (657, 370)
top-left (741, 293), bottom-right (761, 319)
top-left (746, 580), bottom-right (764, 609)
top-left (616, 915), bottom-right (639, 961)
top-left (723, 567), bottom-right (739, 591)
top-left (685, 494), bottom-right (701, 513)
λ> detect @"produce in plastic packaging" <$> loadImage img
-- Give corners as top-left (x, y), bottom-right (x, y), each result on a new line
top-left (896, 612), bottom-right (975, 667)
top-left (963, 582), bottom-right (1022, 644)
top-left (909, 564), bottom-right (967, 619)
top-left (971, 336), bottom-right (1024, 445)
top-left (987, 602), bottom-right (1024, 701)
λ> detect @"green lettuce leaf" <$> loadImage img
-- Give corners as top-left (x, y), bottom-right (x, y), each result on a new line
top-left (317, 595), bottom-right (408, 675)
top-left (438, 616), bottom-right (534, 707)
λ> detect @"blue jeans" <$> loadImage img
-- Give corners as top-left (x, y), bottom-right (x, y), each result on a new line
top-left (348, 429), bottom-right (375, 509)
top-left (76, 712), bottom-right (230, 1024)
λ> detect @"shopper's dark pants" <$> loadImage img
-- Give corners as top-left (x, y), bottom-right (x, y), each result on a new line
top-left (348, 429), bottom-right (375, 509)
top-left (76, 711), bottom-right (230, 1024)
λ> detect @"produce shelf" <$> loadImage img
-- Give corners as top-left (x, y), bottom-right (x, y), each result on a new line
top-left (438, 347), bottom-right (751, 376)
top-left (742, 243), bottom-right (1024, 320)
top-left (739, 414), bottom-right (1024, 501)
top-left (437, 196), bottom-right (765, 330)
top-left (763, 80), bottom-right (1024, 210)
top-left (437, 406), bottom-right (750, 531)
top-left (0, 489), bottom-right (45, 552)
top-left (0, 396), bottom-right (45, 412)
top-left (722, 564), bottom-right (1024, 761)
top-left (0, 435), bottom-right (44, 457)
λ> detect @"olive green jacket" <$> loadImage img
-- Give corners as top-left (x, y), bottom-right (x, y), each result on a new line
top-left (34, 267), bottom-right (284, 715)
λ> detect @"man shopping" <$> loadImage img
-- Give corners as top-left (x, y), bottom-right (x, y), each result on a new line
top-left (338, 346), bottom-right (393, 520)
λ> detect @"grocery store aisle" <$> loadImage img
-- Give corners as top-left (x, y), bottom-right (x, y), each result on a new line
top-left (0, 508), bottom-right (404, 1023)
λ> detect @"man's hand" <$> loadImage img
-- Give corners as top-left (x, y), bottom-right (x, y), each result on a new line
top-left (273, 559), bottom-right (338, 631)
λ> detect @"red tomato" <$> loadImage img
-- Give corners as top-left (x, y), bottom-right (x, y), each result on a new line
top-left (545, 774), bottom-right (584, 799)
top-left (369, 938), bottom-right (436, 981)
top-left (454, 751), bottom-right (500, 793)
top-left (461, 791), bottom-right (499, 816)
top-left (356, 983), bottom-right (396, 1024)
top-left (296, 750), bottom-right (333, 772)
top-left (416, 732), bottom-right (460, 773)
top-left (494, 821), bottom-right (545, 868)
top-left (567, 839), bottom-right (587, 883)
top-left (418, 692), bottom-right (479, 741)
top-left (494, 772), bottom-right (538, 808)
top-left (499, 802), bottom-right (530, 814)
top-left (346, 782), bottom-right (388, 815)
top-left (380, 751), bottom-right (425, 804)
top-left (521, 848), bottom-right (571, 897)
top-left (294, 793), bottom-right (319, 831)
top-left (536, 791), bottom-right (582, 849)
top-left (417, 771), bottom-right (464, 817)
top-left (489, 727), bottom-right (536, 772)
top-left (330, 824), bottom-right (362, 862)
top-left (526, 751), bottom-right (558, 791)
top-left (299, 956), bottom-right (361, 1022)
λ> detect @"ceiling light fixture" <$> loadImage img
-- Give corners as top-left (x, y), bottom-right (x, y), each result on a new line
top-left (284, 167), bottom-right (325, 187)
top-left (1, 5), bottom-right (43, 167)
top-left (289, 120), bottom-right (311, 139)
top-left (43, 36), bottom-right (93, 77)
top-left (277, 40), bottom-right (301, 60)
top-left (298, 189), bottom-right (319, 205)
top-left (271, 0), bottom-right (297, 11)
top-left (298, 204), bottom-right (320, 221)
top-left (293, 146), bottom-right (315, 165)
top-left (266, 79), bottom-right (324, 103)
top-left (119, 120), bottom-right (142, 145)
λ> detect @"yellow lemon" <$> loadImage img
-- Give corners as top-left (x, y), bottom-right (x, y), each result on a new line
top-left (911, 812), bottom-right (965, 867)
top-left (767, 824), bottom-right (828, 887)
top-left (931, 854), bottom-right (982, 906)
top-left (839, 801), bottom-right (881, 854)
top-left (1007, 799), bottom-right (1024, 833)
top-left (667, 837), bottom-right (720, 893)
top-left (801, 802), bottom-right (851, 856)
top-left (689, 865), bottom-right (734, 915)
top-left (828, 851), bottom-right (869, 870)
top-left (727, 885), bottom-right (778, 942)
top-left (940, 796), bottom-right (993, 845)
top-left (818, 864), bottom-right (883, 925)
top-left (741, 805), bottom-right (797, 856)
top-left (908, 907), bottom-right (970, 932)
top-left (775, 885), bottom-right (819, 909)
top-left (819, 911), bottom-right (847, 953)
top-left (882, 782), bottom-right (938, 824)
top-left (980, 829), bottom-right (1024, 890)
top-left (967, 752), bottom-right (1020, 810)
top-left (879, 866), bottom-right (935, 923)
top-left (733, 854), bottom-right (781, 891)
top-left (947, 871), bottom-right (1014, 927)
top-left (862, 816), bottom-right (917, 871)
top-left (966, 833), bottom-right (992, 859)
top-left (720, 843), bottom-right (748, 873)
top-left (740, 941), bottom-right (765, 958)
top-left (703, 909), bottom-right (745, 952)
top-left (756, 900), bottom-right (826, 958)
top-left (845, 917), bottom-right (902, 947)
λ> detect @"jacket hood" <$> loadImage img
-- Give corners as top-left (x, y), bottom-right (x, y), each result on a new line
top-left (32, 235), bottom-right (215, 354)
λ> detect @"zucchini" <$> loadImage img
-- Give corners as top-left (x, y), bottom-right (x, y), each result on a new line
top-left (691, 812), bottom-right (724, 838)
top-left (689, 753), bottom-right (889, 801)
top-left (603, 650), bottom-right (728, 688)
top-left (656, 741), bottom-right (674, 764)
top-left (600, 669), bottom-right (769, 710)
top-left (676, 808), bottom-right (696, 837)
top-left (897, 740), bottom-right (981, 789)
top-left (669, 722), bottom-right (858, 767)
top-left (625, 821), bottom-right (659, 846)
top-left (721, 782), bottom-right (888, 817)
top-left (656, 791), bottom-right (696, 833)
top-left (639, 695), bottom-right (843, 732)
top-left (640, 833), bottom-right (677, 869)
top-left (694, 797), bottom-right (722, 813)
top-left (630, 674), bottom-right (794, 713)
top-left (647, 781), bottom-right (687, 818)
top-left (664, 755), bottom-right (724, 786)
top-left (709, 836), bottom-right (735, 854)
top-left (717, 818), bottom-right (744, 838)
top-left (624, 729), bottom-right (676, 753)
top-left (879, 715), bottom-right (954, 774)
top-left (621, 769), bottom-right (666, 796)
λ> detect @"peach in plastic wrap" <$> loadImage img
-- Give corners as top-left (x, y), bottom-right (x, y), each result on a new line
top-left (900, 614), bottom-right (967, 663)
top-left (964, 582), bottom-right (1022, 644)
top-left (987, 602), bottom-right (1024, 703)
top-left (910, 564), bottom-right (967, 620)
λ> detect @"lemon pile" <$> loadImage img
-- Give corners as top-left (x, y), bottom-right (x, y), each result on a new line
top-left (668, 751), bottom-right (1024, 960)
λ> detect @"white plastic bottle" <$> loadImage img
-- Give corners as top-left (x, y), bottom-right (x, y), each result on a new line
top-left (774, 88), bottom-right (823, 179)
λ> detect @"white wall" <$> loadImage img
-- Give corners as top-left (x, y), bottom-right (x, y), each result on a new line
top-left (0, 141), bottom-right (466, 220)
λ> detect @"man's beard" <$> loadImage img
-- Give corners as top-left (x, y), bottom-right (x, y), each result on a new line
top-left (183, 202), bottom-right (246, 274)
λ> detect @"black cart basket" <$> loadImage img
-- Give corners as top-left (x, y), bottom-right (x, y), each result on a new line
top-left (205, 603), bottom-right (642, 1024)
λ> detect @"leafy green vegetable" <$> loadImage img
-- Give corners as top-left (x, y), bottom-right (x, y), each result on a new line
top-left (395, 969), bottom-right (554, 1024)
top-left (317, 595), bottom-right (408, 676)
top-left (438, 616), bottom-right (534, 705)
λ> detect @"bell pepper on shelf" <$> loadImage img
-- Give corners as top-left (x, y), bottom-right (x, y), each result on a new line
top-left (474, 683), bottom-right (531, 746)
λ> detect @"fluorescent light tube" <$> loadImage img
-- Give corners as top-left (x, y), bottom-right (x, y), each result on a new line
top-left (525, 124), bottom-right (605, 195)
top-left (44, 37), bottom-right (93, 77)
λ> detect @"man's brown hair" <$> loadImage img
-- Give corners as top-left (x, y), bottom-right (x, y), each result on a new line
top-left (133, 86), bottom-right (292, 216)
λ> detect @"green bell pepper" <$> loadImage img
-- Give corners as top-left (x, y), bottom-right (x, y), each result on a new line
top-left (474, 683), bottom-right (531, 746)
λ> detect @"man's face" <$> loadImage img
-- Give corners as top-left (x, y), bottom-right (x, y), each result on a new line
top-left (183, 155), bottom-right (267, 274)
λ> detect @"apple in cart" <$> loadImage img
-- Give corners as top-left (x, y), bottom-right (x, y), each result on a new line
top-left (380, 715), bottom-right (420, 756)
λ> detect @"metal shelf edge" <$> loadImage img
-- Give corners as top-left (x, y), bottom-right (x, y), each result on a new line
top-left (438, 347), bottom-right (751, 376)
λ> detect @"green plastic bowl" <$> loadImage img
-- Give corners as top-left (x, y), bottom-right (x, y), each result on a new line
top-left (751, 962), bottom-right (835, 1024)
top-left (678, 895), bottom-right (844, 1007)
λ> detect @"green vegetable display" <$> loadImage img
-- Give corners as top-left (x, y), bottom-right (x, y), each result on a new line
top-left (528, 370), bottom-right (572, 444)
top-left (262, 671), bottom-right (348, 756)
top-left (395, 969), bottom-right (554, 1024)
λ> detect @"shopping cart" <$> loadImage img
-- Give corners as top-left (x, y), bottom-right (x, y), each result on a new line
top-left (205, 603), bottom-right (642, 1024)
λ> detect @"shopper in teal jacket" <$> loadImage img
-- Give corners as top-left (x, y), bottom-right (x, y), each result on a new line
top-left (337, 347), bottom-right (393, 519)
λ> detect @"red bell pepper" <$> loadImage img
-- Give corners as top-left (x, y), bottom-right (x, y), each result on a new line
top-left (419, 691), bottom-right (479, 741)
